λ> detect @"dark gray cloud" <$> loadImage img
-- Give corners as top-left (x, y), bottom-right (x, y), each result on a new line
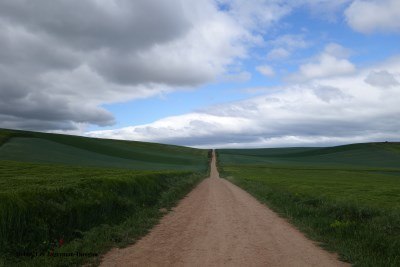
top-left (0, 0), bottom-right (191, 130)
top-left (93, 51), bottom-right (214, 86)
top-left (0, 0), bottom-right (190, 52)
top-left (365, 70), bottom-right (399, 88)
top-left (312, 85), bottom-right (350, 102)
top-left (0, 82), bottom-right (115, 129)
top-left (0, 114), bottom-right (78, 131)
top-left (0, 0), bottom-right (251, 131)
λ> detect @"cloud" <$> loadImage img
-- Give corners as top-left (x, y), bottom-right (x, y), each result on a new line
top-left (88, 113), bottom-right (258, 146)
top-left (269, 34), bottom-right (310, 50)
top-left (296, 55), bottom-right (355, 80)
top-left (216, 0), bottom-right (292, 31)
top-left (256, 65), bottom-right (275, 77)
top-left (323, 43), bottom-right (352, 58)
top-left (0, 0), bottom-right (261, 131)
top-left (289, 43), bottom-right (355, 82)
top-left (88, 56), bottom-right (400, 148)
top-left (267, 48), bottom-right (291, 60)
top-left (345, 0), bottom-right (400, 33)
top-left (304, 0), bottom-right (352, 22)
top-left (222, 71), bottom-right (252, 82)
top-left (266, 34), bottom-right (309, 61)
top-left (365, 70), bottom-right (399, 88)
top-left (1, 0), bottom-right (398, 135)
top-left (312, 85), bottom-right (351, 102)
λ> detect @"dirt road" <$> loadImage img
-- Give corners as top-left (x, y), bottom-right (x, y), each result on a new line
top-left (101, 151), bottom-right (348, 266)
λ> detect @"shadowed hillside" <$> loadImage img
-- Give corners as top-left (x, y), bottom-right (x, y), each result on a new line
top-left (0, 128), bottom-right (207, 171)
top-left (219, 142), bottom-right (400, 169)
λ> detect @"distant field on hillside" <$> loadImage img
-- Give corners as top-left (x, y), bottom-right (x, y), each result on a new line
top-left (217, 143), bottom-right (400, 266)
top-left (0, 128), bottom-right (210, 266)
top-left (0, 128), bottom-right (207, 171)
top-left (220, 142), bottom-right (400, 169)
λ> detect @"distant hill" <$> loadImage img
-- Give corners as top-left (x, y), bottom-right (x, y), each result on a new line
top-left (0, 128), bottom-right (208, 171)
top-left (0, 128), bottom-right (210, 266)
top-left (218, 142), bottom-right (400, 169)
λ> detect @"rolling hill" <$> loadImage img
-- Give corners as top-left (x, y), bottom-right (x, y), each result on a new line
top-left (0, 128), bottom-right (208, 171)
top-left (0, 128), bottom-right (210, 266)
top-left (219, 142), bottom-right (400, 169)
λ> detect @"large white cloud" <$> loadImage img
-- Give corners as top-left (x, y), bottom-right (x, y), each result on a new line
top-left (289, 43), bottom-right (355, 82)
top-left (345, 0), bottom-right (400, 33)
top-left (88, 56), bottom-right (400, 148)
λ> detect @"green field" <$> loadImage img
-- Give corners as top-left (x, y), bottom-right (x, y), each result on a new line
top-left (0, 129), bottom-right (210, 266)
top-left (3, 127), bottom-right (400, 266)
top-left (0, 128), bottom-right (206, 171)
top-left (217, 143), bottom-right (400, 266)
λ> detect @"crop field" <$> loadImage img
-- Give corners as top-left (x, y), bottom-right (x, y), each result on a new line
top-left (217, 143), bottom-right (400, 266)
top-left (0, 129), bottom-right (207, 171)
top-left (0, 129), bottom-right (210, 266)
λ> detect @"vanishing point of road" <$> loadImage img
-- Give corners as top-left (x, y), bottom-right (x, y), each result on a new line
top-left (101, 151), bottom-right (349, 267)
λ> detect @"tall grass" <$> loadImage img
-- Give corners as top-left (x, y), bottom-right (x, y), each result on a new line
top-left (0, 128), bottom-right (211, 266)
top-left (0, 159), bottom-right (209, 266)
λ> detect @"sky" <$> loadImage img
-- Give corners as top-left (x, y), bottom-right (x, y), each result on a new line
top-left (0, 0), bottom-right (400, 148)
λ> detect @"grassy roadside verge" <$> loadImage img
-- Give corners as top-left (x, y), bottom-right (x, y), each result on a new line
top-left (1, 159), bottom-right (210, 267)
top-left (216, 154), bottom-right (400, 266)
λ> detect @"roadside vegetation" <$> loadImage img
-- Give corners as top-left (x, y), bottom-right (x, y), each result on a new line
top-left (217, 143), bottom-right (400, 266)
top-left (0, 129), bottom-right (210, 266)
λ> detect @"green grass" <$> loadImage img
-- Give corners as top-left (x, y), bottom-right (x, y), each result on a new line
top-left (220, 142), bottom-right (400, 169)
top-left (0, 128), bottom-right (207, 171)
top-left (217, 142), bottom-right (400, 266)
top-left (0, 128), bottom-right (211, 266)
